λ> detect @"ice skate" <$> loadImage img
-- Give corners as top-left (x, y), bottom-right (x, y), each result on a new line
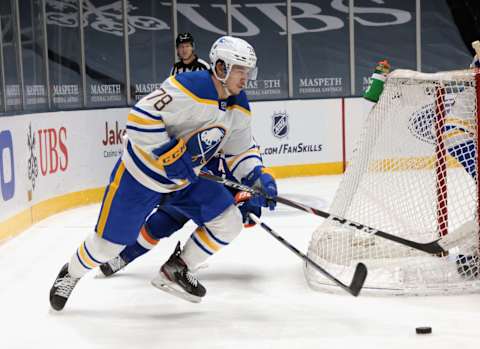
top-left (151, 242), bottom-right (206, 303)
top-left (99, 255), bottom-right (128, 277)
top-left (49, 263), bottom-right (80, 311)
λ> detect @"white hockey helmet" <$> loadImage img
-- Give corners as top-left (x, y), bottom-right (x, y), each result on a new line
top-left (209, 36), bottom-right (258, 83)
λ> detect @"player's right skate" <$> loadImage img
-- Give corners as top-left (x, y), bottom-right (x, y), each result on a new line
top-left (99, 255), bottom-right (128, 277)
top-left (151, 242), bottom-right (206, 303)
top-left (49, 263), bottom-right (80, 311)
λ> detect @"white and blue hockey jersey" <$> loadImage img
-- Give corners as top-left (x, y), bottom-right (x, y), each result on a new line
top-left (121, 70), bottom-right (263, 193)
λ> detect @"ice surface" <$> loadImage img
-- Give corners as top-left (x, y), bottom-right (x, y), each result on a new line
top-left (1, 176), bottom-right (479, 349)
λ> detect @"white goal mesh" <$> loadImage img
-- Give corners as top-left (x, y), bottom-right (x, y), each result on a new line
top-left (306, 69), bottom-right (480, 295)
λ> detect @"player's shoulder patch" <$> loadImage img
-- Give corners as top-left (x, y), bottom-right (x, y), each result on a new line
top-left (227, 90), bottom-right (251, 116)
top-left (172, 71), bottom-right (217, 103)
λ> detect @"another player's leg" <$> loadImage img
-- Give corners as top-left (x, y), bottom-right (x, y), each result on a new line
top-left (446, 136), bottom-right (476, 179)
top-left (443, 120), bottom-right (479, 278)
top-left (99, 207), bottom-right (188, 276)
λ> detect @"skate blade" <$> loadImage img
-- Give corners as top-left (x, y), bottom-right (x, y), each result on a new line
top-left (151, 274), bottom-right (202, 304)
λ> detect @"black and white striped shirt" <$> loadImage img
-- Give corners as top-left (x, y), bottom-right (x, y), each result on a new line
top-left (170, 55), bottom-right (210, 76)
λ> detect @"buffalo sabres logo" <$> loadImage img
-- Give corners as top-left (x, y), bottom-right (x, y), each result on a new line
top-left (185, 126), bottom-right (226, 166)
top-left (272, 111), bottom-right (288, 139)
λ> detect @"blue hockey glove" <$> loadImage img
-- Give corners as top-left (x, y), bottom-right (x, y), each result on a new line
top-left (242, 166), bottom-right (277, 210)
top-left (234, 191), bottom-right (261, 227)
top-left (153, 138), bottom-right (197, 183)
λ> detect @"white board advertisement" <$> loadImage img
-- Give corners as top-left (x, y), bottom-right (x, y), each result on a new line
top-left (0, 108), bottom-right (129, 230)
top-left (251, 99), bottom-right (343, 168)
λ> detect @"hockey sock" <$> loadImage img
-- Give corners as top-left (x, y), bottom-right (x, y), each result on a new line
top-left (181, 205), bottom-right (242, 268)
top-left (68, 233), bottom-right (125, 278)
top-left (119, 225), bottom-right (160, 263)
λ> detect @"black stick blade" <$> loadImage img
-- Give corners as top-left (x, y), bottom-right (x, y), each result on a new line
top-left (348, 263), bottom-right (368, 297)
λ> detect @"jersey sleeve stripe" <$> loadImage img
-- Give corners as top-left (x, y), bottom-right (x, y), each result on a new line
top-left (230, 154), bottom-right (263, 175)
top-left (126, 125), bottom-right (166, 133)
top-left (170, 76), bottom-right (218, 106)
top-left (227, 148), bottom-right (261, 168)
top-left (132, 105), bottom-right (163, 121)
top-left (126, 141), bottom-right (177, 185)
top-left (128, 113), bottom-right (164, 126)
top-left (131, 142), bottom-right (166, 172)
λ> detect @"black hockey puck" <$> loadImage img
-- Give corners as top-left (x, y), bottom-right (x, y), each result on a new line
top-left (415, 327), bottom-right (432, 334)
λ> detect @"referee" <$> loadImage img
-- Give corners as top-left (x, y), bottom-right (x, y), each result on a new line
top-left (170, 32), bottom-right (210, 75)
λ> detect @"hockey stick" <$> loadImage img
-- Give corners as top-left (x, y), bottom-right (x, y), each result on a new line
top-left (200, 172), bottom-right (447, 255)
top-left (248, 213), bottom-right (367, 297)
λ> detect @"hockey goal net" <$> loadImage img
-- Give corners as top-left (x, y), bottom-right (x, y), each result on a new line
top-left (306, 68), bottom-right (480, 295)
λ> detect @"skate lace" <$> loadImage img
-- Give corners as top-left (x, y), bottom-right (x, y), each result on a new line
top-left (109, 256), bottom-right (126, 272)
top-left (54, 275), bottom-right (79, 298)
top-left (185, 271), bottom-right (198, 287)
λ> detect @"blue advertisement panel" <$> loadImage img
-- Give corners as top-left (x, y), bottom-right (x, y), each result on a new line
top-left (421, 0), bottom-right (472, 72)
top-left (232, 0), bottom-right (288, 100)
top-left (0, 0), bottom-right (21, 113)
top-left (128, 0), bottom-right (173, 102)
top-left (292, 0), bottom-right (350, 98)
top-left (354, 0), bottom-right (416, 95)
top-left (20, 0), bottom-right (49, 111)
top-left (176, 0), bottom-right (226, 69)
top-left (46, 0), bottom-right (83, 109)
top-left (82, 0), bottom-right (126, 107)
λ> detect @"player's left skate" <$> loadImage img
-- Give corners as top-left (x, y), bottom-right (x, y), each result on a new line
top-left (151, 242), bottom-right (206, 303)
top-left (99, 255), bottom-right (128, 277)
top-left (49, 263), bottom-right (80, 311)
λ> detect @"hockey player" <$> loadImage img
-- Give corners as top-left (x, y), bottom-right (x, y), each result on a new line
top-left (98, 35), bottom-right (263, 279)
top-left (49, 36), bottom-right (278, 310)
top-left (170, 32), bottom-right (210, 75)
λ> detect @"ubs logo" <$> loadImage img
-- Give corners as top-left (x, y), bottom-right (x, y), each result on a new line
top-left (272, 111), bottom-right (289, 139)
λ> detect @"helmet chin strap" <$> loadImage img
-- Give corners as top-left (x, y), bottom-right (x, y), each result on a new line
top-left (222, 83), bottom-right (232, 97)
top-left (213, 65), bottom-right (233, 98)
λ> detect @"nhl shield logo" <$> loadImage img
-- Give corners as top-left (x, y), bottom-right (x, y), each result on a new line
top-left (272, 111), bottom-right (288, 138)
